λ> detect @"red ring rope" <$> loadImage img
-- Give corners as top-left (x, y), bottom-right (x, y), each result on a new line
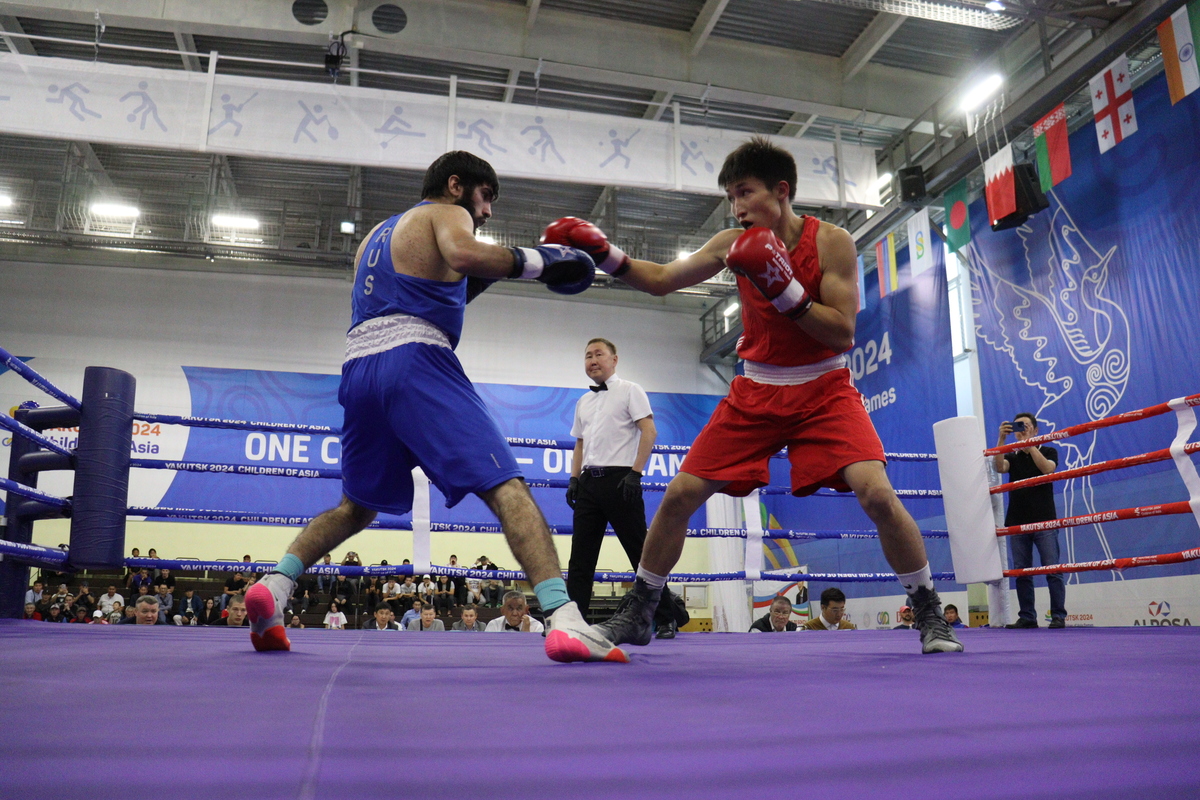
top-left (1004, 546), bottom-right (1200, 577)
top-left (995, 500), bottom-right (1194, 536)
top-left (985, 393), bottom-right (1200, 457)
top-left (991, 442), bottom-right (1200, 495)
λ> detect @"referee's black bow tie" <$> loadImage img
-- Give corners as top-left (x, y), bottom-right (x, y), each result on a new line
top-left (589, 382), bottom-right (608, 392)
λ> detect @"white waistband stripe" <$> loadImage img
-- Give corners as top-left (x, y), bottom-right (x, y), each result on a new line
top-left (345, 314), bottom-right (450, 361)
top-left (743, 354), bottom-right (849, 386)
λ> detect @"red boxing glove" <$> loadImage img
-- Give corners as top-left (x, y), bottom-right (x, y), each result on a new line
top-left (541, 217), bottom-right (631, 277)
top-left (725, 227), bottom-right (814, 320)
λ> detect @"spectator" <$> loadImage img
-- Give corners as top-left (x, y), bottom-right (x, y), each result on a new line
top-left (994, 413), bottom-right (1065, 629)
top-left (485, 591), bottom-right (544, 632)
top-left (90, 610), bottom-right (108, 625)
top-left (399, 599), bottom-right (425, 630)
top-left (750, 596), bottom-right (797, 632)
top-left (408, 605), bottom-right (445, 632)
top-left (211, 596), bottom-right (248, 627)
top-left (107, 602), bottom-right (125, 625)
top-left (177, 589), bottom-right (203, 620)
top-left (464, 573), bottom-right (485, 607)
top-left (315, 553), bottom-right (334, 595)
top-left (119, 595), bottom-right (164, 625)
top-left (944, 604), bottom-right (967, 629)
top-left (97, 585), bottom-right (124, 615)
top-left (893, 606), bottom-right (915, 630)
top-left (69, 606), bottom-right (90, 624)
top-left (70, 582), bottom-right (96, 615)
top-left (44, 604), bottom-right (66, 623)
top-left (381, 576), bottom-right (404, 614)
top-left (175, 609), bottom-right (199, 626)
top-left (128, 568), bottom-right (154, 597)
top-left (243, 554), bottom-right (252, 563)
top-left (124, 547), bottom-right (140, 580)
top-left (49, 583), bottom-right (72, 608)
top-left (801, 588), bottom-right (857, 631)
top-left (146, 548), bottom-right (161, 578)
top-left (221, 571), bottom-right (247, 610)
top-left (361, 576), bottom-right (382, 615)
top-left (364, 606), bottom-right (401, 631)
top-left (123, 604), bottom-right (137, 622)
top-left (418, 574), bottom-right (437, 607)
top-left (397, 576), bottom-right (418, 609)
top-left (23, 603), bottom-right (42, 621)
top-left (331, 574), bottom-right (357, 611)
top-left (290, 575), bottom-right (316, 616)
top-left (452, 604), bottom-right (486, 631)
top-left (323, 600), bottom-right (348, 630)
top-left (155, 584), bottom-right (174, 624)
top-left (24, 580), bottom-right (44, 607)
top-left (341, 551), bottom-right (363, 593)
top-left (433, 575), bottom-right (455, 616)
top-left (288, 615), bottom-right (304, 629)
top-left (156, 568), bottom-right (176, 592)
top-left (448, 555), bottom-right (469, 605)
top-left (135, 584), bottom-right (151, 605)
top-left (201, 598), bottom-right (222, 626)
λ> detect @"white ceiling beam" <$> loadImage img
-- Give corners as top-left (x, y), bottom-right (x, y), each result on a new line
top-left (0, 15), bottom-right (38, 55)
top-left (588, 186), bottom-right (613, 221)
top-left (525, 0), bottom-right (541, 33)
top-left (690, 0), bottom-right (732, 56)
top-left (70, 142), bottom-right (115, 189)
top-left (173, 30), bottom-right (202, 72)
top-left (6, 0), bottom-right (952, 132)
top-left (643, 90), bottom-right (675, 121)
top-left (777, 111), bottom-right (818, 138)
top-left (502, 67), bottom-right (521, 103)
top-left (840, 12), bottom-right (907, 83)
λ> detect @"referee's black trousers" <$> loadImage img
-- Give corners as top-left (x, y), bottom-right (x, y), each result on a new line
top-left (567, 468), bottom-right (674, 625)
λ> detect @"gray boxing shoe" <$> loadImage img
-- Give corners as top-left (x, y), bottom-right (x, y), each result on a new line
top-left (592, 578), bottom-right (661, 647)
top-left (908, 586), bottom-right (964, 654)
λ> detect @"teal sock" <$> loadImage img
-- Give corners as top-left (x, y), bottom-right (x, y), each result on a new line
top-left (533, 577), bottom-right (570, 614)
top-left (273, 553), bottom-right (305, 582)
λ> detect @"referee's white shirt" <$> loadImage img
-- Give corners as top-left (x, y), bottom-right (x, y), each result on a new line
top-left (571, 374), bottom-right (653, 469)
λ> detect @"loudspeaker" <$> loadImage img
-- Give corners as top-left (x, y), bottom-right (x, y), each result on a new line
top-left (898, 166), bottom-right (927, 205)
top-left (990, 162), bottom-right (1050, 231)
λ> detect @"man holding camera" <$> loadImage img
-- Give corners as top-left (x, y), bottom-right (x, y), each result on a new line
top-left (994, 413), bottom-right (1065, 629)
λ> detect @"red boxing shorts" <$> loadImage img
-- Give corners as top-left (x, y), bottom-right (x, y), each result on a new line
top-left (681, 368), bottom-right (886, 497)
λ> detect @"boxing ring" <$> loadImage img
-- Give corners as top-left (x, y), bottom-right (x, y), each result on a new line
top-left (4, 348), bottom-right (1200, 798)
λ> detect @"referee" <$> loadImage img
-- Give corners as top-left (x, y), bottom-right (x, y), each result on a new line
top-left (566, 338), bottom-right (685, 637)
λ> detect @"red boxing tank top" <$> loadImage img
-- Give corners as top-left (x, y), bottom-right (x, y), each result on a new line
top-left (735, 215), bottom-right (848, 367)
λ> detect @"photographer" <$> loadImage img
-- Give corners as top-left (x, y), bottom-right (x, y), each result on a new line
top-left (994, 413), bottom-right (1065, 629)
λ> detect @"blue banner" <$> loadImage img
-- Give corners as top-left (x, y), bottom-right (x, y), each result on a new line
top-left (964, 72), bottom-right (1200, 583)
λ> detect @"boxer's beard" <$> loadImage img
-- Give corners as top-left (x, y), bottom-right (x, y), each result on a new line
top-left (454, 192), bottom-right (484, 231)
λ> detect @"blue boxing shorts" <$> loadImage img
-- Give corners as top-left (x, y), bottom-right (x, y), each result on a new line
top-left (338, 317), bottom-right (522, 515)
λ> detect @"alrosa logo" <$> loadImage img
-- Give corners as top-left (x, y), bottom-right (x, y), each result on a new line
top-left (1148, 601), bottom-right (1171, 617)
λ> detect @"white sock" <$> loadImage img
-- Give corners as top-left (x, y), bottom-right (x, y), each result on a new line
top-left (636, 566), bottom-right (667, 590)
top-left (897, 564), bottom-right (933, 594)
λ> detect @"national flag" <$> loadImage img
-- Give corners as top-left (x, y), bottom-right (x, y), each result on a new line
top-left (907, 207), bottom-right (933, 277)
top-left (1032, 104), bottom-right (1072, 192)
top-left (856, 254), bottom-right (866, 312)
top-left (1158, 0), bottom-right (1200, 105)
top-left (943, 179), bottom-right (971, 253)
top-left (1089, 55), bottom-right (1138, 153)
top-left (983, 145), bottom-right (1016, 226)
top-left (876, 233), bottom-right (898, 298)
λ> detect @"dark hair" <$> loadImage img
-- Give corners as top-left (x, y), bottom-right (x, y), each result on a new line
top-left (1014, 412), bottom-right (1038, 428)
top-left (717, 136), bottom-right (798, 201)
top-left (421, 151), bottom-right (500, 201)
top-left (770, 595), bottom-right (793, 609)
top-left (587, 337), bottom-right (617, 355)
top-left (461, 603), bottom-right (478, 613)
top-left (944, 604), bottom-right (958, 613)
top-left (820, 587), bottom-right (846, 606)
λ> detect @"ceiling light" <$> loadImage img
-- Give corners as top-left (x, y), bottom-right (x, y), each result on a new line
top-left (90, 202), bottom-right (139, 218)
top-left (476, 234), bottom-right (496, 245)
top-left (211, 214), bottom-right (259, 230)
top-left (960, 74), bottom-right (1004, 113)
top-left (0, 195), bottom-right (12, 208)
top-left (340, 221), bottom-right (356, 235)
top-left (723, 302), bottom-right (740, 317)
top-left (873, 172), bottom-right (894, 191)
top-left (985, 1), bottom-right (1006, 10)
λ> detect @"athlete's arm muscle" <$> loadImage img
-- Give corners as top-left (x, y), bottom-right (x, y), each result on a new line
top-left (428, 204), bottom-right (518, 279)
top-left (799, 224), bottom-right (858, 353)
top-left (617, 229), bottom-right (740, 296)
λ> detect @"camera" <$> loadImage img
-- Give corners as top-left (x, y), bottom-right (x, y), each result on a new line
top-left (1011, 420), bottom-right (1027, 433)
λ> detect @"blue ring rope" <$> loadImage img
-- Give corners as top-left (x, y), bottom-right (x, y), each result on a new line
top-left (0, 476), bottom-right (71, 508)
top-left (0, 412), bottom-right (74, 457)
top-left (0, 346), bottom-right (82, 411)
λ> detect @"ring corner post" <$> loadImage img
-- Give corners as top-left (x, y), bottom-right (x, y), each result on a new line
top-left (1, 406), bottom-right (40, 618)
top-left (69, 367), bottom-right (136, 571)
top-left (933, 416), bottom-right (1003, 587)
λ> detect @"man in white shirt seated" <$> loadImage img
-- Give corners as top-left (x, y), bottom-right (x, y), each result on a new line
top-left (97, 585), bottom-right (124, 615)
top-left (485, 591), bottom-right (544, 633)
top-left (364, 605), bottom-right (402, 630)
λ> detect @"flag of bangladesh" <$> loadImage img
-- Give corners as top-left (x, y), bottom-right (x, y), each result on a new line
top-left (1033, 103), bottom-right (1072, 192)
top-left (943, 179), bottom-right (971, 253)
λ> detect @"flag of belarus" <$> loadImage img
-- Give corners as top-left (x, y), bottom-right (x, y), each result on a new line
top-left (1090, 55), bottom-right (1138, 153)
top-left (1033, 104), bottom-right (1071, 192)
top-left (1158, 0), bottom-right (1200, 105)
top-left (943, 179), bottom-right (971, 253)
top-left (983, 145), bottom-right (1015, 226)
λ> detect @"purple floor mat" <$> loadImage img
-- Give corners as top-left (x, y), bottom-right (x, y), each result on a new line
top-left (2, 620), bottom-right (1198, 799)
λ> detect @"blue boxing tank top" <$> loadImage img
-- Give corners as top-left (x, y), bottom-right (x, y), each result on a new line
top-left (349, 202), bottom-right (468, 348)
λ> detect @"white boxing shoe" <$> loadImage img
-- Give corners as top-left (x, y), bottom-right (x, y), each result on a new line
top-left (245, 573), bottom-right (294, 652)
top-left (544, 601), bottom-right (629, 664)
